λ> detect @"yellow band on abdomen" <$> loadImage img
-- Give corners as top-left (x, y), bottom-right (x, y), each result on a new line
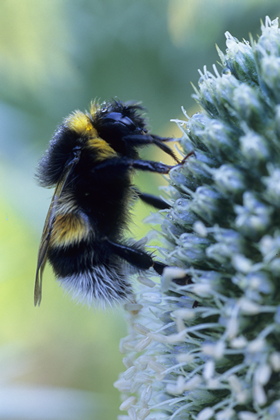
top-left (50, 212), bottom-right (91, 247)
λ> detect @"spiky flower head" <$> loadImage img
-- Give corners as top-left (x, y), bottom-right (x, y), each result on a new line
top-left (115, 17), bottom-right (280, 420)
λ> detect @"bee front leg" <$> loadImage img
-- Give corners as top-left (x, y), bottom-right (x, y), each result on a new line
top-left (129, 152), bottom-right (195, 174)
top-left (93, 157), bottom-right (173, 175)
top-left (130, 159), bottom-right (173, 174)
top-left (123, 133), bottom-right (179, 163)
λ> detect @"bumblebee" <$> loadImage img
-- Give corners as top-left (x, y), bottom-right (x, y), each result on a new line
top-left (35, 99), bottom-right (180, 306)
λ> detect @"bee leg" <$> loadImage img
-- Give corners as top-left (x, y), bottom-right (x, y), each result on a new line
top-left (171, 273), bottom-right (198, 308)
top-left (94, 157), bottom-right (173, 175)
top-left (105, 239), bottom-right (167, 276)
top-left (123, 134), bottom-right (180, 163)
top-left (176, 150), bottom-right (196, 166)
top-left (105, 240), bottom-right (197, 305)
top-left (129, 152), bottom-right (196, 174)
top-left (129, 159), bottom-right (173, 174)
top-left (123, 133), bottom-right (171, 146)
top-left (135, 190), bottom-right (171, 210)
top-left (153, 261), bottom-right (166, 274)
top-left (105, 239), bottom-right (154, 270)
top-left (139, 192), bottom-right (170, 209)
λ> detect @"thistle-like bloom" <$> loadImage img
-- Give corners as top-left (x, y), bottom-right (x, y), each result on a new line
top-left (115, 17), bottom-right (280, 420)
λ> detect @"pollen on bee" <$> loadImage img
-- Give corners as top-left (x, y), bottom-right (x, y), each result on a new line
top-left (50, 213), bottom-right (91, 247)
top-left (65, 110), bottom-right (98, 137)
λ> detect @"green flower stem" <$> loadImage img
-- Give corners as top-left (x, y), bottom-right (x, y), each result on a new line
top-left (115, 17), bottom-right (280, 420)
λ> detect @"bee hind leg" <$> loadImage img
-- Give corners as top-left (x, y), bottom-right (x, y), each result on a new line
top-left (105, 239), bottom-right (165, 275)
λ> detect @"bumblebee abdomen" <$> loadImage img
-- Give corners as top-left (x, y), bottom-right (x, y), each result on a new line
top-left (48, 240), bottom-right (103, 276)
top-left (58, 267), bottom-right (133, 306)
top-left (50, 212), bottom-right (92, 248)
top-left (48, 242), bottom-right (132, 305)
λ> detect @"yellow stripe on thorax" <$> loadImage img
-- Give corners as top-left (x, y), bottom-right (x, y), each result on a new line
top-left (87, 138), bottom-right (116, 161)
top-left (50, 213), bottom-right (91, 247)
top-left (64, 110), bottom-right (117, 161)
top-left (65, 110), bottom-right (98, 137)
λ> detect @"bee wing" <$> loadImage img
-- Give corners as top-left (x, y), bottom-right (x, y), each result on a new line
top-left (34, 149), bottom-right (81, 306)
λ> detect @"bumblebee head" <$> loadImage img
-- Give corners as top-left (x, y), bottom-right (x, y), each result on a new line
top-left (96, 111), bottom-right (140, 137)
top-left (91, 100), bottom-right (147, 154)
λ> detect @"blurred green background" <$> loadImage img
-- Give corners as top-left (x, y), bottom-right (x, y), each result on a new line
top-left (1, 1), bottom-right (279, 419)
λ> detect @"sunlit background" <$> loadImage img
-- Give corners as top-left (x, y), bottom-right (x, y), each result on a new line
top-left (1, 1), bottom-right (279, 419)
